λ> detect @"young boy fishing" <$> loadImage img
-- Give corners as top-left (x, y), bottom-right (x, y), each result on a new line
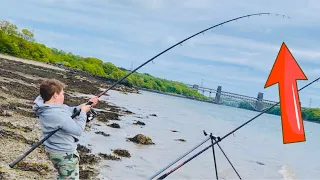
top-left (33, 78), bottom-right (99, 179)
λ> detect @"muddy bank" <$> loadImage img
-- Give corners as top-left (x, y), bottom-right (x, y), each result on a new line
top-left (0, 57), bottom-right (140, 179)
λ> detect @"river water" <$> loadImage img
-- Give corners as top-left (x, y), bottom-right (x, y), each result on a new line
top-left (79, 90), bottom-right (320, 180)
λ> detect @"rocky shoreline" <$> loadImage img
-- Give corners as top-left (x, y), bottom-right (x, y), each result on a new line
top-left (0, 57), bottom-right (154, 179)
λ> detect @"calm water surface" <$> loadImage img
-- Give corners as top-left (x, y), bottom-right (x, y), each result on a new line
top-left (79, 90), bottom-right (320, 180)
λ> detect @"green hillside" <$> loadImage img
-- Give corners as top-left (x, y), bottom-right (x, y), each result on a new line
top-left (0, 20), bottom-right (210, 101)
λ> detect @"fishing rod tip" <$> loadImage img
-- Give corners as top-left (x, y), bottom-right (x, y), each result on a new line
top-left (269, 13), bottom-right (290, 19)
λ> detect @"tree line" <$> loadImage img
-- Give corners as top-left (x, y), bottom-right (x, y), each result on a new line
top-left (238, 102), bottom-right (320, 123)
top-left (0, 20), bottom-right (210, 101)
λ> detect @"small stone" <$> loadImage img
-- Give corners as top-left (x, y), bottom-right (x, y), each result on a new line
top-left (133, 121), bottom-right (145, 126)
top-left (112, 149), bottom-right (131, 158)
top-left (95, 131), bottom-right (110, 137)
top-left (98, 153), bottom-right (121, 161)
top-left (107, 123), bottom-right (120, 128)
top-left (175, 139), bottom-right (186, 142)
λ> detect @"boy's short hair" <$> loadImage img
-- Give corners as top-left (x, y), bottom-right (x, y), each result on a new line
top-left (40, 79), bottom-right (66, 101)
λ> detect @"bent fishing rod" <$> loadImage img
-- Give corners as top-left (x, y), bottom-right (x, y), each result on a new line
top-left (9, 12), bottom-right (289, 168)
top-left (151, 76), bottom-right (320, 179)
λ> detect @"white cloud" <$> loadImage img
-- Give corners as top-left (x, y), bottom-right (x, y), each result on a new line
top-left (1, 0), bottom-right (320, 107)
top-left (182, 33), bottom-right (320, 60)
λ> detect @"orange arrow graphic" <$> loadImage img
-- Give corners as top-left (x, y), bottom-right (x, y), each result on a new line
top-left (264, 42), bottom-right (308, 144)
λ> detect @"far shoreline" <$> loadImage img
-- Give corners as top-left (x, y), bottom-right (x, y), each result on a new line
top-left (136, 87), bottom-right (320, 125)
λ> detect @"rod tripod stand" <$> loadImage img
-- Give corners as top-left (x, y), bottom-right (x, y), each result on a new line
top-left (151, 130), bottom-right (242, 180)
top-left (203, 130), bottom-right (242, 180)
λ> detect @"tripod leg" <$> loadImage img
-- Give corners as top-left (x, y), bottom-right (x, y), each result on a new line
top-left (215, 140), bottom-right (242, 180)
top-left (210, 134), bottom-right (219, 180)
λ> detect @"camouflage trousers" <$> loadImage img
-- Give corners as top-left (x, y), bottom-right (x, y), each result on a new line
top-left (47, 150), bottom-right (80, 180)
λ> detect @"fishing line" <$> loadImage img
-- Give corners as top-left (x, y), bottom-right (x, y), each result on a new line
top-left (151, 77), bottom-right (320, 179)
top-left (9, 12), bottom-right (289, 169)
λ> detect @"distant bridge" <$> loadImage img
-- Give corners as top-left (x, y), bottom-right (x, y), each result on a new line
top-left (186, 84), bottom-right (278, 112)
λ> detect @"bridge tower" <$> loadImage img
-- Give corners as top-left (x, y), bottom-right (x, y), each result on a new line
top-left (214, 86), bottom-right (222, 104)
top-left (255, 92), bottom-right (264, 111)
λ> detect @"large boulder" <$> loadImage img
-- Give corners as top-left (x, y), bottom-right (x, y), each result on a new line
top-left (127, 134), bottom-right (155, 145)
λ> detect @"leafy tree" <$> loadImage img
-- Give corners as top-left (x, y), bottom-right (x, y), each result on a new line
top-left (0, 20), bottom-right (18, 36)
top-left (21, 28), bottom-right (34, 42)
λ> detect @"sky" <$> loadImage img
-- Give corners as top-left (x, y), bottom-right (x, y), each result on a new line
top-left (0, 0), bottom-right (320, 107)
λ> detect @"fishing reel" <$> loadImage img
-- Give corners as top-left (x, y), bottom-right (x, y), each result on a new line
top-left (86, 108), bottom-right (97, 123)
top-left (73, 107), bottom-right (98, 123)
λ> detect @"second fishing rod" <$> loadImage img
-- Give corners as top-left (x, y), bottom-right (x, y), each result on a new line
top-left (150, 77), bottom-right (320, 179)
